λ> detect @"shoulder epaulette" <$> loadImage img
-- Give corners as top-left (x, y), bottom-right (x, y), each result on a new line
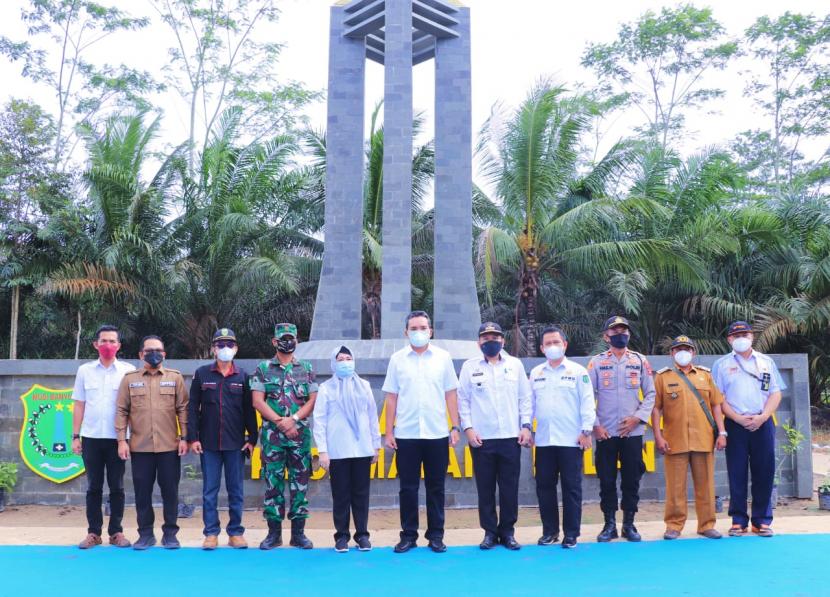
top-left (656, 367), bottom-right (670, 374)
top-left (165, 368), bottom-right (181, 374)
top-left (696, 365), bottom-right (711, 372)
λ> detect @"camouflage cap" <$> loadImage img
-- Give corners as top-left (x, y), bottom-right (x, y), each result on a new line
top-left (670, 335), bottom-right (696, 350)
top-left (274, 323), bottom-right (298, 339)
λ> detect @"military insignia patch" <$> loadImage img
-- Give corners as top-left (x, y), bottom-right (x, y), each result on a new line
top-left (19, 385), bottom-right (84, 483)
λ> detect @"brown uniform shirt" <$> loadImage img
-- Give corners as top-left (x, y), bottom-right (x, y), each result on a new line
top-left (654, 365), bottom-right (723, 454)
top-left (115, 366), bottom-right (188, 453)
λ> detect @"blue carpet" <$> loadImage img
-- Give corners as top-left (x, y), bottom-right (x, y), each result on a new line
top-left (1, 535), bottom-right (826, 596)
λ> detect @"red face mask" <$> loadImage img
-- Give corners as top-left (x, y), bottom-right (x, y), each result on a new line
top-left (97, 344), bottom-right (118, 360)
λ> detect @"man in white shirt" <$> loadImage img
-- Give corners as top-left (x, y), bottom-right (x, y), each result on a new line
top-left (529, 325), bottom-right (595, 549)
top-left (458, 322), bottom-right (532, 550)
top-left (71, 325), bottom-right (135, 549)
top-left (382, 310), bottom-right (461, 554)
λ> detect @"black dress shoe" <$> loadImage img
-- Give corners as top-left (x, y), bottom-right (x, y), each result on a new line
top-left (427, 539), bottom-right (447, 553)
top-left (479, 534), bottom-right (498, 550)
top-left (500, 536), bottom-right (521, 551)
top-left (133, 535), bottom-right (156, 550)
top-left (561, 536), bottom-right (577, 549)
top-left (161, 534), bottom-right (180, 549)
top-left (393, 539), bottom-right (417, 553)
top-left (537, 534), bottom-right (559, 546)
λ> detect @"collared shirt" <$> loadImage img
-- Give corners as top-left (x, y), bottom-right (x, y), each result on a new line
top-left (72, 358), bottom-right (135, 439)
top-left (588, 349), bottom-right (656, 437)
top-left (313, 377), bottom-right (381, 459)
top-left (381, 344), bottom-right (459, 440)
top-left (187, 362), bottom-right (258, 451)
top-left (457, 352), bottom-right (532, 440)
top-left (654, 365), bottom-right (724, 453)
top-left (530, 357), bottom-right (596, 447)
top-left (711, 350), bottom-right (785, 415)
top-left (115, 366), bottom-right (189, 453)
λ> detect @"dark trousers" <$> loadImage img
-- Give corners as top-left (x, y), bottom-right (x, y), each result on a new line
top-left (131, 451), bottom-right (180, 538)
top-left (396, 437), bottom-right (449, 541)
top-left (201, 449), bottom-right (245, 537)
top-left (470, 438), bottom-right (521, 539)
top-left (595, 435), bottom-right (645, 515)
top-left (725, 417), bottom-right (775, 527)
top-left (329, 456), bottom-right (372, 542)
top-left (81, 437), bottom-right (125, 536)
top-left (535, 446), bottom-right (583, 538)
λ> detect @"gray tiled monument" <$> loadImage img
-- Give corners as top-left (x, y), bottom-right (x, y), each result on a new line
top-left (311, 0), bottom-right (481, 341)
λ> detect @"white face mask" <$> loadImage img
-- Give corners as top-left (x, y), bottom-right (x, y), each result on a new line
top-left (216, 347), bottom-right (236, 362)
top-left (409, 330), bottom-right (430, 348)
top-left (544, 345), bottom-right (565, 361)
top-left (732, 337), bottom-right (752, 353)
top-left (674, 350), bottom-right (693, 367)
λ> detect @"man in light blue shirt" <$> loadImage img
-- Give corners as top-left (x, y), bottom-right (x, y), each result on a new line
top-left (712, 321), bottom-right (785, 537)
top-left (529, 325), bottom-right (595, 549)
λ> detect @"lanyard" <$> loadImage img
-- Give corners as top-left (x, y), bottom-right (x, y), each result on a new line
top-left (732, 354), bottom-right (771, 391)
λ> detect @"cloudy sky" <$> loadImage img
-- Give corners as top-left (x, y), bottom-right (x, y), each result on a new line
top-left (0, 0), bottom-right (827, 164)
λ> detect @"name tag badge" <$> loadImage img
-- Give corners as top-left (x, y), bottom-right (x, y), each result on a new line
top-left (761, 373), bottom-right (771, 392)
top-left (560, 376), bottom-right (577, 389)
top-left (160, 381), bottom-right (176, 387)
top-left (532, 377), bottom-right (546, 388)
top-left (128, 382), bottom-right (145, 388)
top-left (504, 368), bottom-right (518, 382)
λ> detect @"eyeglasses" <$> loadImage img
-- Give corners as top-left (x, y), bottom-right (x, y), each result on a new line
top-left (214, 341), bottom-right (237, 349)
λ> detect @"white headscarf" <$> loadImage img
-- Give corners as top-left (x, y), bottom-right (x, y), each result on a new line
top-left (329, 345), bottom-right (366, 440)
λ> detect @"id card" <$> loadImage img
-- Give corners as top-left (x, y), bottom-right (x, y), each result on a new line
top-left (761, 372), bottom-right (771, 392)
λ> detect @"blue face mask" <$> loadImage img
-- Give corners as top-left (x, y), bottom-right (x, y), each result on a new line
top-left (480, 340), bottom-right (503, 358)
top-left (335, 360), bottom-right (355, 379)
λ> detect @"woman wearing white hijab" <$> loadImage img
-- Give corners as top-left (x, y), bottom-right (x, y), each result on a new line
top-left (313, 346), bottom-right (381, 552)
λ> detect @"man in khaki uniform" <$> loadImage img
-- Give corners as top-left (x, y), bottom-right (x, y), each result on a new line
top-left (116, 335), bottom-right (189, 550)
top-left (652, 335), bottom-right (727, 540)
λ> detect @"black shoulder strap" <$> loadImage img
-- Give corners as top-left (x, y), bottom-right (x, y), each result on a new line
top-left (675, 368), bottom-right (716, 432)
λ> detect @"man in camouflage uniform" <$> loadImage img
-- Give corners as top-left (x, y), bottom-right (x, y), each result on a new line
top-left (588, 316), bottom-right (655, 543)
top-left (251, 323), bottom-right (318, 550)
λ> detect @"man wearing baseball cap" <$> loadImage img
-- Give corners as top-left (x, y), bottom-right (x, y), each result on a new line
top-left (711, 321), bottom-right (785, 537)
top-left (251, 323), bottom-right (318, 550)
top-left (652, 335), bottom-right (727, 540)
top-left (188, 328), bottom-right (258, 549)
top-left (588, 316), bottom-right (655, 543)
top-left (458, 322), bottom-right (533, 550)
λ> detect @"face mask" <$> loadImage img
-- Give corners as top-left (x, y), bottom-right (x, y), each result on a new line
top-left (480, 340), bottom-right (503, 358)
top-left (216, 346), bottom-right (236, 362)
top-left (674, 350), bottom-right (693, 367)
top-left (409, 330), bottom-right (430, 348)
top-left (609, 333), bottom-right (630, 349)
top-left (277, 338), bottom-right (296, 354)
top-left (96, 344), bottom-right (118, 360)
top-left (544, 345), bottom-right (565, 361)
top-left (732, 337), bottom-right (752, 353)
top-left (143, 350), bottom-right (164, 368)
top-left (335, 360), bottom-right (355, 379)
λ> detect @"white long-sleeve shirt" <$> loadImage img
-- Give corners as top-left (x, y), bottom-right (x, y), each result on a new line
top-left (72, 358), bottom-right (135, 439)
top-left (457, 353), bottom-right (532, 439)
top-left (530, 357), bottom-right (596, 447)
top-left (313, 377), bottom-right (381, 459)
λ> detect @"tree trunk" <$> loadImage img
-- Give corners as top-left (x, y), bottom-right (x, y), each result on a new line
top-left (74, 310), bottom-right (82, 360)
top-left (9, 286), bottom-right (19, 359)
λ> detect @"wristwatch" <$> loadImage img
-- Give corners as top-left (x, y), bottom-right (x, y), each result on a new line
top-left (292, 413), bottom-right (301, 423)
top-left (521, 423), bottom-right (533, 431)
top-left (581, 430), bottom-right (592, 437)
top-left (72, 434), bottom-right (81, 440)
top-left (450, 425), bottom-right (462, 433)
top-left (719, 431), bottom-right (728, 437)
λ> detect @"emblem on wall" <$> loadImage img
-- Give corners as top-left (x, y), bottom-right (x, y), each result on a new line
top-left (19, 385), bottom-right (84, 483)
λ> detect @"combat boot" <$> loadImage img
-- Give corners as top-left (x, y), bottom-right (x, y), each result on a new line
top-left (289, 518), bottom-right (314, 549)
top-left (621, 511), bottom-right (642, 542)
top-left (259, 520), bottom-right (282, 550)
top-left (597, 513), bottom-right (618, 542)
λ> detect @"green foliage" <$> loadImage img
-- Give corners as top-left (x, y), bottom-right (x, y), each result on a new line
top-left (0, 462), bottom-right (18, 493)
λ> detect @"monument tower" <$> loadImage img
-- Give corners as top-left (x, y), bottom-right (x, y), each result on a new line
top-left (310, 0), bottom-right (480, 341)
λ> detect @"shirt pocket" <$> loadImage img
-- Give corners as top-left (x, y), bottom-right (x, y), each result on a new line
top-left (84, 383), bottom-right (101, 401)
top-left (599, 372), bottom-right (617, 390)
top-left (159, 385), bottom-right (177, 410)
top-left (531, 377), bottom-right (547, 392)
top-left (626, 372), bottom-right (641, 389)
top-left (228, 382), bottom-right (244, 397)
top-left (129, 385), bottom-right (149, 408)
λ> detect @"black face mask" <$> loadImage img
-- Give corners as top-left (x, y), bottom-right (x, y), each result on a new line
top-left (609, 333), bottom-right (630, 349)
top-left (276, 338), bottom-right (296, 354)
top-left (143, 350), bottom-right (164, 368)
top-left (480, 340), bottom-right (503, 358)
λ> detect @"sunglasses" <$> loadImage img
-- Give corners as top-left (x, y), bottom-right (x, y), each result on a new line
top-left (214, 341), bottom-right (237, 349)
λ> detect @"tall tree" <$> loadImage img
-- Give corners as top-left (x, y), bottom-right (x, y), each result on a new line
top-left (582, 4), bottom-right (738, 150)
top-left (0, 0), bottom-right (157, 168)
top-left (736, 12), bottom-right (830, 198)
top-left (151, 0), bottom-right (318, 172)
